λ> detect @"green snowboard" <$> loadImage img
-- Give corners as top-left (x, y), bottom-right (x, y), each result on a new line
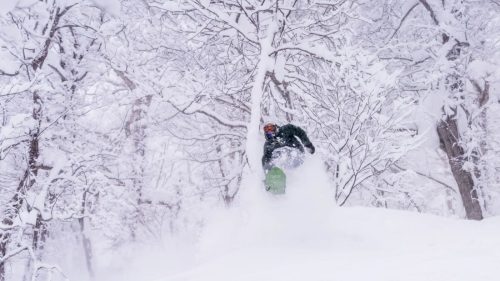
top-left (265, 167), bottom-right (286, 194)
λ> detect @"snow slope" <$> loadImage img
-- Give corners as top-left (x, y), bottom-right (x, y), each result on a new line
top-left (163, 206), bottom-right (500, 281)
top-left (123, 156), bottom-right (500, 281)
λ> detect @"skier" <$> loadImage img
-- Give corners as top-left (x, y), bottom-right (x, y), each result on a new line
top-left (262, 122), bottom-right (315, 172)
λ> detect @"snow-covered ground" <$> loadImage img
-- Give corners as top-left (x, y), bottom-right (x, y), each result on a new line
top-left (100, 156), bottom-right (500, 281)
top-left (162, 207), bottom-right (500, 281)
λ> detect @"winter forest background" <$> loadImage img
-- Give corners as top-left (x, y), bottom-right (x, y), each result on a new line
top-left (1, 0), bottom-right (499, 280)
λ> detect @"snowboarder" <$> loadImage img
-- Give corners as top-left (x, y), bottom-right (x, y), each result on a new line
top-left (262, 122), bottom-right (315, 172)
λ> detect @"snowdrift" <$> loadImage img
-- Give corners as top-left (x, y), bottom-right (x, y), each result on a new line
top-left (158, 156), bottom-right (500, 281)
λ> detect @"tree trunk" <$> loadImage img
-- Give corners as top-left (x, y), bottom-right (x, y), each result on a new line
top-left (121, 67), bottom-right (152, 238)
top-left (0, 91), bottom-right (43, 280)
top-left (0, 235), bottom-right (7, 281)
top-left (437, 115), bottom-right (483, 220)
top-left (79, 191), bottom-right (94, 280)
top-left (418, 0), bottom-right (484, 220)
top-left (125, 94), bottom-right (153, 199)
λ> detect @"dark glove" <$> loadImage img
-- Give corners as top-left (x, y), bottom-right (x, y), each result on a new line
top-left (306, 144), bottom-right (315, 154)
top-left (263, 162), bottom-right (272, 173)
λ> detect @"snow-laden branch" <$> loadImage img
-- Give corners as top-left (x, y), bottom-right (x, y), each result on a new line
top-left (0, 245), bottom-right (30, 264)
top-left (270, 43), bottom-right (341, 65)
top-left (188, 0), bottom-right (259, 45)
top-left (388, 2), bottom-right (420, 41)
top-left (167, 100), bottom-right (248, 129)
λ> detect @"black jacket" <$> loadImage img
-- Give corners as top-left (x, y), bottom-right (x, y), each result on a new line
top-left (262, 124), bottom-right (314, 169)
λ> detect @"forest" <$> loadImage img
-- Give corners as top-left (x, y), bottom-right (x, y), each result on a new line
top-left (0, 0), bottom-right (499, 280)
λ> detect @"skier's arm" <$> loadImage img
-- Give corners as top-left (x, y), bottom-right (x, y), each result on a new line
top-left (292, 125), bottom-right (315, 154)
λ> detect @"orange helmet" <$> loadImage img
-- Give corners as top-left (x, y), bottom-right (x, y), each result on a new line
top-left (263, 123), bottom-right (278, 133)
top-left (263, 123), bottom-right (277, 139)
